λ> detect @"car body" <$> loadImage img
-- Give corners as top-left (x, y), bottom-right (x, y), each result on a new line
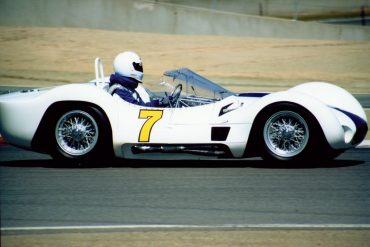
top-left (0, 58), bottom-right (368, 163)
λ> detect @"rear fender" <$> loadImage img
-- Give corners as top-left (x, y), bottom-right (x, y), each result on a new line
top-left (30, 84), bottom-right (120, 153)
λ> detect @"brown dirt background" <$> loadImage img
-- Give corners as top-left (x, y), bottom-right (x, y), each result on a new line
top-left (2, 229), bottom-right (370, 247)
top-left (1, 26), bottom-right (370, 246)
top-left (0, 26), bottom-right (369, 93)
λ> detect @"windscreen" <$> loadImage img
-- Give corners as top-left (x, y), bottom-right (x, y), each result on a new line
top-left (163, 68), bottom-right (233, 100)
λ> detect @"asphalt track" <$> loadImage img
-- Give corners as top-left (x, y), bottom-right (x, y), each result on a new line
top-left (1, 145), bottom-right (370, 231)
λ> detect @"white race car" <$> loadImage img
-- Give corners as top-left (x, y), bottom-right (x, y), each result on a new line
top-left (0, 58), bottom-right (368, 164)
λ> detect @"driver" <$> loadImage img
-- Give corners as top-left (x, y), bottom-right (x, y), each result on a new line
top-left (109, 51), bottom-right (167, 107)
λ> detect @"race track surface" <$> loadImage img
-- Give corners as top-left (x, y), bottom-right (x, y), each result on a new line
top-left (1, 145), bottom-right (370, 229)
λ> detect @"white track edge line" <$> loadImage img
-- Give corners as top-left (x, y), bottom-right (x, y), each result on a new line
top-left (2, 224), bottom-right (370, 231)
top-left (357, 140), bottom-right (370, 148)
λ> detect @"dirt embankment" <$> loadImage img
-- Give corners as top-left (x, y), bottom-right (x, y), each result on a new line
top-left (2, 229), bottom-right (370, 247)
top-left (0, 26), bottom-right (369, 93)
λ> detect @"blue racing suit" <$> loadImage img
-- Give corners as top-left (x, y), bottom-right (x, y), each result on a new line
top-left (109, 73), bottom-right (160, 107)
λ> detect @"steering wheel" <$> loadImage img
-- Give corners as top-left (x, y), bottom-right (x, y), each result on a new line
top-left (169, 84), bottom-right (182, 107)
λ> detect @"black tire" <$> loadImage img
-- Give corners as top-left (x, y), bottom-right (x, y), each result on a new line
top-left (49, 105), bottom-right (112, 164)
top-left (258, 103), bottom-right (320, 163)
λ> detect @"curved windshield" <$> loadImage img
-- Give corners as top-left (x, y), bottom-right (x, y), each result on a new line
top-left (161, 68), bottom-right (234, 107)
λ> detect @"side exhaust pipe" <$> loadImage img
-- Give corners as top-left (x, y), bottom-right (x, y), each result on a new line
top-left (132, 144), bottom-right (229, 156)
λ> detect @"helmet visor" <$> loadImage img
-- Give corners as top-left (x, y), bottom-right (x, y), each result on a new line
top-left (133, 62), bottom-right (143, 72)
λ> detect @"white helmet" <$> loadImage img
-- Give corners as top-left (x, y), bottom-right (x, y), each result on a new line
top-left (113, 51), bottom-right (143, 81)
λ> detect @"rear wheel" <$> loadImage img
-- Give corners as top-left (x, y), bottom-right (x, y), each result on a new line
top-left (55, 110), bottom-right (99, 156)
top-left (50, 106), bottom-right (111, 164)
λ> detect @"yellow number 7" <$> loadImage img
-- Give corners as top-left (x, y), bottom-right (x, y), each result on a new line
top-left (138, 109), bottom-right (163, 142)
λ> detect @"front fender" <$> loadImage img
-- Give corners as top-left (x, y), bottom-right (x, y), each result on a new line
top-left (245, 90), bottom-right (350, 149)
top-left (289, 82), bottom-right (367, 121)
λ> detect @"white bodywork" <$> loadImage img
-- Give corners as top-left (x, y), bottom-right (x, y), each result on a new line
top-left (0, 61), bottom-right (367, 161)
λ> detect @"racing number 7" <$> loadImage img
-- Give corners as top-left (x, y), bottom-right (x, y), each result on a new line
top-left (138, 109), bottom-right (163, 142)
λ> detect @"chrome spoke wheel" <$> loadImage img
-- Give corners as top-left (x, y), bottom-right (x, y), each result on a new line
top-left (55, 110), bottom-right (99, 156)
top-left (263, 111), bottom-right (309, 158)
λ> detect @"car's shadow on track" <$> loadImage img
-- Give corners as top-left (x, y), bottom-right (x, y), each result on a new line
top-left (0, 157), bottom-right (365, 169)
top-left (118, 158), bottom-right (366, 169)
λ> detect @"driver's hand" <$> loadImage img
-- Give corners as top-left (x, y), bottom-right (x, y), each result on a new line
top-left (159, 96), bottom-right (170, 107)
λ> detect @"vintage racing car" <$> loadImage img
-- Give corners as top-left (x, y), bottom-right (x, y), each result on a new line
top-left (0, 58), bottom-right (368, 163)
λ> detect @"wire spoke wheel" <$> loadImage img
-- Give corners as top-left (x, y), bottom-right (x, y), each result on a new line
top-left (263, 110), bottom-right (309, 158)
top-left (55, 110), bottom-right (99, 156)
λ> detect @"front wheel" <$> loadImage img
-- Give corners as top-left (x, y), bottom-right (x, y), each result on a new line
top-left (259, 103), bottom-right (318, 162)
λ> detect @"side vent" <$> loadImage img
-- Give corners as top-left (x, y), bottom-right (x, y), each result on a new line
top-left (211, 127), bottom-right (230, 141)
